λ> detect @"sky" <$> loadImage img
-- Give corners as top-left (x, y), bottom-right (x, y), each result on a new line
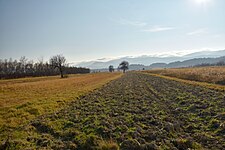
top-left (0, 0), bottom-right (225, 63)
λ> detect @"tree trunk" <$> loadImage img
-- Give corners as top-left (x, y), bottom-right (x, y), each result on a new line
top-left (123, 69), bottom-right (125, 73)
top-left (59, 68), bottom-right (63, 78)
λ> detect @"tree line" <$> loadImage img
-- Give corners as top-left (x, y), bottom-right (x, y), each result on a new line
top-left (0, 55), bottom-right (90, 79)
top-left (195, 61), bottom-right (225, 67)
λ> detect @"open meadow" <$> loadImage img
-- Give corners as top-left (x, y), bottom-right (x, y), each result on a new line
top-left (0, 73), bottom-right (122, 143)
top-left (145, 66), bottom-right (225, 85)
top-left (1, 71), bottom-right (225, 149)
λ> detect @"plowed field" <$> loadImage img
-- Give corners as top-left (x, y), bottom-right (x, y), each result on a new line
top-left (2, 72), bottom-right (225, 149)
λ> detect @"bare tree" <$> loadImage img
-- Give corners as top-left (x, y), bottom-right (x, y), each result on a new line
top-left (109, 65), bottom-right (114, 72)
top-left (49, 55), bottom-right (67, 78)
top-left (0, 56), bottom-right (90, 79)
top-left (119, 61), bottom-right (129, 73)
top-left (19, 56), bottom-right (27, 73)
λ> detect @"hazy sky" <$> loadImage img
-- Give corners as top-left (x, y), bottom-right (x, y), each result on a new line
top-left (0, 0), bottom-right (225, 63)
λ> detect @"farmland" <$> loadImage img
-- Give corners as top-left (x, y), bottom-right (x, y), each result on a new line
top-left (2, 72), bottom-right (225, 149)
top-left (145, 66), bottom-right (225, 85)
top-left (0, 73), bottom-right (122, 142)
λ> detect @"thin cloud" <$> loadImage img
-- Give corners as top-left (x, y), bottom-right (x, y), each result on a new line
top-left (187, 28), bottom-right (208, 36)
top-left (116, 18), bottom-right (147, 27)
top-left (212, 34), bottom-right (222, 38)
top-left (142, 26), bottom-right (174, 32)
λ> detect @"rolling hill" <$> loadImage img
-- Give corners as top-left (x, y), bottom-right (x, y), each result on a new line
top-left (76, 50), bottom-right (225, 69)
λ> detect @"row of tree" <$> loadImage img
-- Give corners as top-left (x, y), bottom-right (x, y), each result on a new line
top-left (195, 61), bottom-right (225, 67)
top-left (0, 55), bottom-right (90, 79)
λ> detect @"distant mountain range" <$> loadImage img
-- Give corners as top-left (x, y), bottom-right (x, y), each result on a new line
top-left (149, 56), bottom-right (225, 69)
top-left (75, 50), bottom-right (225, 69)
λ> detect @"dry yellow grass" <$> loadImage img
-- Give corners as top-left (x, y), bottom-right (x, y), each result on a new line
top-left (145, 66), bottom-right (225, 85)
top-left (0, 73), bottom-right (122, 139)
top-left (143, 72), bottom-right (225, 92)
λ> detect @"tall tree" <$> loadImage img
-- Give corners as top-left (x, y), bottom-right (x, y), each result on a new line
top-left (119, 61), bottom-right (129, 73)
top-left (109, 65), bottom-right (114, 72)
top-left (19, 56), bottom-right (27, 73)
top-left (49, 55), bottom-right (67, 78)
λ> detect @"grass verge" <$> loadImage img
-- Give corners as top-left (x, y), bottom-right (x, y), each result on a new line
top-left (142, 72), bottom-right (225, 92)
top-left (144, 66), bottom-right (225, 85)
